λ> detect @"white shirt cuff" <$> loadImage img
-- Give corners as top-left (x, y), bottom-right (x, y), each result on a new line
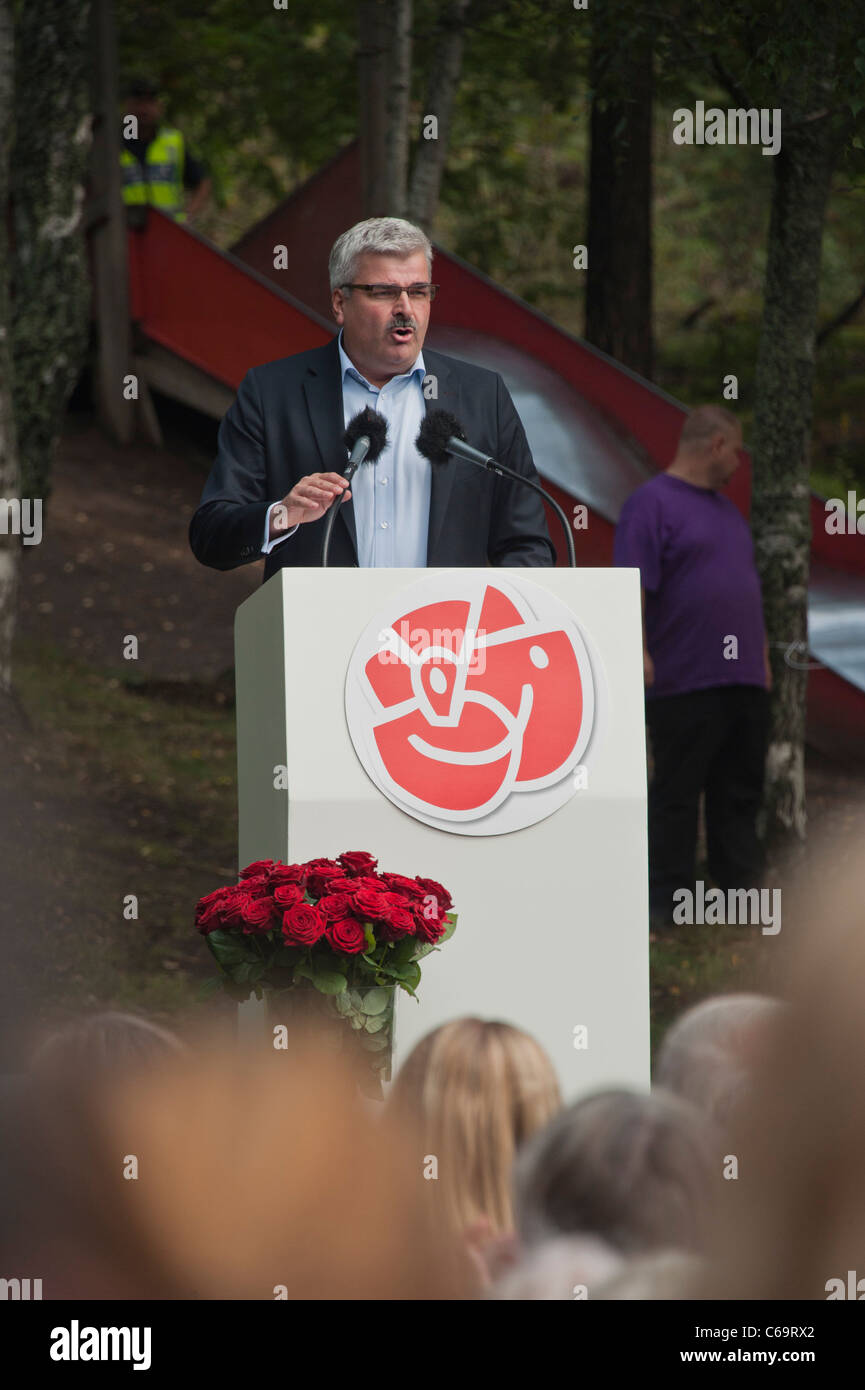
top-left (262, 501), bottom-right (299, 553)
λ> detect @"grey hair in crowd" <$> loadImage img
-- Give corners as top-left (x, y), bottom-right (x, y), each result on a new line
top-left (655, 993), bottom-right (783, 1128)
top-left (329, 217), bottom-right (433, 292)
top-left (513, 1088), bottom-right (717, 1256)
top-left (488, 1234), bottom-right (624, 1300)
top-left (594, 1249), bottom-right (704, 1300)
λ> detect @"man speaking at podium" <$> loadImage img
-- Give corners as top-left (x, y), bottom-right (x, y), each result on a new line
top-left (189, 217), bottom-right (556, 576)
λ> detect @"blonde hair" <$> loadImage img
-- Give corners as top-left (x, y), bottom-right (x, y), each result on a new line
top-left (390, 1018), bottom-right (561, 1237)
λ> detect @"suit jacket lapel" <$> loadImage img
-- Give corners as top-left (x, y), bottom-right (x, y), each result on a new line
top-left (423, 350), bottom-right (460, 564)
top-left (302, 337), bottom-right (358, 563)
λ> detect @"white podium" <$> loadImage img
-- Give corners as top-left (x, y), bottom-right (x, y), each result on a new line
top-left (234, 566), bottom-right (649, 1100)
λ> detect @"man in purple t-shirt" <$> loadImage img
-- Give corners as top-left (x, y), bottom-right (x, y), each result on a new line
top-left (614, 405), bottom-right (771, 927)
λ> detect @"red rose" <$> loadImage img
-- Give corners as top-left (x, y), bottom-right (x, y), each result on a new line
top-left (304, 857), bottom-right (341, 875)
top-left (380, 872), bottom-right (425, 900)
top-left (195, 887), bottom-right (231, 934)
top-left (268, 863), bottom-right (307, 888)
top-left (338, 851), bottom-right (379, 876)
top-left (281, 903), bottom-right (326, 947)
top-left (352, 874), bottom-right (387, 893)
top-left (306, 863), bottom-right (344, 898)
top-left (273, 883), bottom-right (304, 910)
top-left (318, 875), bottom-right (355, 896)
top-left (352, 888), bottom-right (392, 920)
top-left (317, 893), bottom-right (353, 920)
top-left (414, 876), bottom-right (453, 912)
top-left (413, 903), bottom-right (448, 945)
top-left (242, 874), bottom-right (272, 898)
top-left (239, 860), bottom-right (276, 880)
top-left (379, 905), bottom-right (417, 942)
top-left (325, 917), bottom-right (367, 954)
top-left (240, 896), bottom-right (278, 934)
top-left (217, 888), bottom-right (249, 929)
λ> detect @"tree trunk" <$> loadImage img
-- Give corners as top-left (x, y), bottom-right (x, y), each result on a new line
top-left (584, 4), bottom-right (654, 379)
top-left (383, 0), bottom-right (413, 217)
top-left (407, 0), bottom-right (469, 232)
top-left (358, 0), bottom-right (389, 216)
top-left (10, 0), bottom-right (93, 506)
top-left (751, 68), bottom-right (841, 844)
top-left (0, 0), bottom-right (19, 696)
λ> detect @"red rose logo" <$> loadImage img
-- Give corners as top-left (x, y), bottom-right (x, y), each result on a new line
top-left (346, 576), bottom-right (595, 834)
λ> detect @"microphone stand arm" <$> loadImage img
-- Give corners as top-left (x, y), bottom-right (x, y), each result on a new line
top-left (458, 450), bottom-right (576, 568)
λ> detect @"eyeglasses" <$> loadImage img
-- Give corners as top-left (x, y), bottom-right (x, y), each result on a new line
top-left (340, 283), bottom-right (439, 301)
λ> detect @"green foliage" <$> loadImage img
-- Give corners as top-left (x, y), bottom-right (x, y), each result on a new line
top-left (115, 0), bottom-right (359, 223)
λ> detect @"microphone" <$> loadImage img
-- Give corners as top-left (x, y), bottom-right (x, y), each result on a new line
top-left (415, 409), bottom-right (576, 567)
top-left (343, 406), bottom-right (389, 478)
top-left (321, 408), bottom-right (389, 567)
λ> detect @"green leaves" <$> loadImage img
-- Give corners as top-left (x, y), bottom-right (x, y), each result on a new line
top-left (205, 928), bottom-right (258, 972)
top-left (294, 961), bottom-right (347, 995)
top-left (360, 986), bottom-right (390, 1016)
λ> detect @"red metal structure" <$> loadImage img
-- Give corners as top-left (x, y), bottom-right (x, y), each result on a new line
top-left (123, 144), bottom-right (865, 757)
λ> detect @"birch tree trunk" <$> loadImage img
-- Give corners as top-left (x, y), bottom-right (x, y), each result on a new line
top-left (0, 0), bottom-right (19, 697)
top-left (407, 0), bottom-right (469, 232)
top-left (751, 55), bottom-right (842, 844)
top-left (10, 0), bottom-right (93, 507)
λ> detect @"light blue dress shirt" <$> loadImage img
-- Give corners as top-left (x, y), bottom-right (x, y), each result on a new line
top-left (262, 331), bottom-right (430, 566)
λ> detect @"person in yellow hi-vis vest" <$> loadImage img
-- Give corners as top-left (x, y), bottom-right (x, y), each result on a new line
top-left (120, 77), bottom-right (211, 225)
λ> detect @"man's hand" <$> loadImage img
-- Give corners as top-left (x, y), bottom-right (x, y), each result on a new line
top-left (643, 649), bottom-right (655, 687)
top-left (270, 472), bottom-right (351, 538)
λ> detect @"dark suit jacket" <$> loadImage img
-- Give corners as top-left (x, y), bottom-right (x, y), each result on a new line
top-left (188, 337), bottom-right (556, 578)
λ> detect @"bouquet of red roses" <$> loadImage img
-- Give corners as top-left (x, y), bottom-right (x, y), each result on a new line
top-left (195, 849), bottom-right (456, 1006)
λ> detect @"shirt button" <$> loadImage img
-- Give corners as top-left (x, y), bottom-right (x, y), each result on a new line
top-left (379, 476), bottom-right (388, 486)
top-left (380, 521), bottom-right (389, 529)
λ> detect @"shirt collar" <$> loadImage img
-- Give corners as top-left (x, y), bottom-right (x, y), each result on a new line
top-left (337, 329), bottom-right (425, 389)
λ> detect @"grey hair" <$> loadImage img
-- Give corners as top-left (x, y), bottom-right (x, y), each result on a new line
top-left (513, 1088), bottom-right (717, 1256)
top-left (329, 217), bottom-right (433, 292)
top-left (655, 993), bottom-right (784, 1128)
top-left (488, 1235), bottom-right (624, 1301)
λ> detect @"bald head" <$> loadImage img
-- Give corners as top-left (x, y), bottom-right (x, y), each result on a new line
top-left (668, 406), bottom-right (743, 489)
top-left (680, 405), bottom-right (739, 449)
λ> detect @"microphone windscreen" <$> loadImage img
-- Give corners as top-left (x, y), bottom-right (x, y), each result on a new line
top-left (343, 407), bottom-right (389, 463)
top-left (415, 409), bottom-right (467, 466)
